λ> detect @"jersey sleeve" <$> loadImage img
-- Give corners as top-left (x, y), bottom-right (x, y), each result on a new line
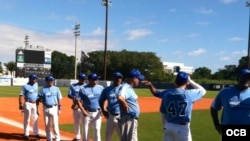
top-left (20, 86), bottom-right (25, 96)
top-left (211, 91), bottom-right (223, 111)
top-left (57, 87), bottom-right (63, 100)
top-left (99, 87), bottom-right (107, 103)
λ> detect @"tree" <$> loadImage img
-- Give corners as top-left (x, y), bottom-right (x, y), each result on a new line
top-left (0, 62), bottom-right (3, 74)
top-left (51, 51), bottom-right (75, 79)
top-left (4, 61), bottom-right (16, 77)
top-left (81, 50), bottom-right (168, 81)
top-left (191, 67), bottom-right (212, 79)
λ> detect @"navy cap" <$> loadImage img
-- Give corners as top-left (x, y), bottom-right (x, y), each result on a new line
top-left (45, 75), bottom-right (55, 81)
top-left (128, 69), bottom-right (145, 80)
top-left (88, 73), bottom-right (100, 80)
top-left (113, 72), bottom-right (123, 78)
top-left (238, 68), bottom-right (250, 77)
top-left (176, 71), bottom-right (189, 84)
top-left (29, 74), bottom-right (37, 80)
top-left (78, 73), bottom-right (86, 80)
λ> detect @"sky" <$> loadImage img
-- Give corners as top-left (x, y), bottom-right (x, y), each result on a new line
top-left (0, 0), bottom-right (249, 73)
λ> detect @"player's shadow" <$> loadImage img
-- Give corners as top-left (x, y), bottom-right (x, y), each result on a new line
top-left (0, 132), bottom-right (46, 140)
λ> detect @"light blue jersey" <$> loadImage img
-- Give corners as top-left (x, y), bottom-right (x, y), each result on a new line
top-left (160, 88), bottom-right (204, 124)
top-left (99, 84), bottom-right (122, 114)
top-left (20, 82), bottom-right (38, 102)
top-left (38, 86), bottom-right (62, 106)
top-left (79, 84), bottom-right (104, 111)
top-left (68, 82), bottom-right (86, 99)
top-left (211, 86), bottom-right (250, 125)
top-left (118, 83), bottom-right (140, 118)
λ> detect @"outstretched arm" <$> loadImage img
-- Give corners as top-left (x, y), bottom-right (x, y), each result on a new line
top-left (141, 80), bottom-right (157, 95)
top-left (141, 80), bottom-right (166, 98)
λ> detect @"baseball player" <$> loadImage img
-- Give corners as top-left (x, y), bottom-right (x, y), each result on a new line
top-left (160, 71), bottom-right (206, 141)
top-left (210, 68), bottom-right (250, 135)
top-left (117, 69), bottom-right (145, 141)
top-left (68, 73), bottom-right (86, 141)
top-left (77, 73), bottom-right (104, 141)
top-left (19, 74), bottom-right (40, 140)
top-left (37, 75), bottom-right (62, 141)
top-left (99, 72), bottom-right (123, 141)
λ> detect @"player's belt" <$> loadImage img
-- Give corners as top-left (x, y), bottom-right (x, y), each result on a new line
top-left (88, 108), bottom-right (100, 112)
top-left (178, 122), bottom-right (188, 125)
top-left (110, 112), bottom-right (120, 116)
top-left (122, 114), bottom-right (139, 120)
top-left (45, 104), bottom-right (57, 108)
top-left (26, 100), bottom-right (36, 103)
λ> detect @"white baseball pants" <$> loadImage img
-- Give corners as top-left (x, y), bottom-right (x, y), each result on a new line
top-left (43, 105), bottom-right (60, 141)
top-left (82, 110), bottom-right (102, 141)
top-left (105, 113), bottom-right (121, 141)
top-left (73, 108), bottom-right (83, 140)
top-left (23, 102), bottom-right (39, 136)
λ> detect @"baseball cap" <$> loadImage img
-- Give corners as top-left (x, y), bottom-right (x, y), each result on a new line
top-left (29, 74), bottom-right (37, 80)
top-left (176, 71), bottom-right (189, 84)
top-left (88, 73), bottom-right (100, 80)
top-left (128, 69), bottom-right (145, 80)
top-left (238, 68), bottom-right (250, 77)
top-left (113, 72), bottom-right (123, 78)
top-left (78, 73), bottom-right (86, 80)
top-left (45, 75), bottom-right (55, 81)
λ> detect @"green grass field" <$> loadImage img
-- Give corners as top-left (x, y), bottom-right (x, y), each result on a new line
top-left (0, 86), bottom-right (218, 98)
top-left (0, 86), bottom-right (221, 141)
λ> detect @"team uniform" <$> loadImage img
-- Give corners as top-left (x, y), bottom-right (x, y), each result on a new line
top-left (68, 73), bottom-right (86, 141)
top-left (19, 76), bottom-right (39, 139)
top-left (210, 69), bottom-right (250, 136)
top-left (118, 83), bottom-right (140, 141)
top-left (117, 69), bottom-right (145, 141)
top-left (99, 77), bottom-right (123, 141)
top-left (160, 78), bottom-right (206, 141)
top-left (78, 73), bottom-right (104, 141)
top-left (38, 76), bottom-right (62, 141)
top-left (211, 86), bottom-right (250, 124)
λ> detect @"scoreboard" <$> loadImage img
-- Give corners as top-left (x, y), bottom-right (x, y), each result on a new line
top-left (24, 50), bottom-right (45, 64)
top-left (15, 47), bottom-right (51, 78)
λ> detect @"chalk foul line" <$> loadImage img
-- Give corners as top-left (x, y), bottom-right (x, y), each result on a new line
top-left (0, 116), bottom-right (72, 140)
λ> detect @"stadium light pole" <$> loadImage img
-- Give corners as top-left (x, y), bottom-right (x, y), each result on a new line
top-left (102, 0), bottom-right (111, 80)
top-left (74, 23), bottom-right (80, 79)
top-left (247, 1), bottom-right (250, 68)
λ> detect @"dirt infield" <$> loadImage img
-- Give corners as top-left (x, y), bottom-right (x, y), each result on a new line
top-left (0, 97), bottom-right (213, 141)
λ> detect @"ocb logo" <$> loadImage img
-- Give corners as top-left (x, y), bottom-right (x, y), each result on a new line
top-left (226, 129), bottom-right (246, 136)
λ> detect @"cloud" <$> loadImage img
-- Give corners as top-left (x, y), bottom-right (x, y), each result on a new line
top-left (187, 33), bottom-right (200, 38)
top-left (228, 36), bottom-right (244, 41)
top-left (220, 0), bottom-right (238, 4)
top-left (169, 8), bottom-right (176, 13)
top-left (195, 8), bottom-right (214, 14)
top-left (46, 12), bottom-right (61, 20)
top-left (125, 29), bottom-right (153, 40)
top-left (0, 23), bottom-right (106, 63)
top-left (187, 48), bottom-right (207, 56)
top-left (220, 56), bottom-right (230, 61)
top-left (90, 27), bottom-right (104, 36)
top-left (172, 51), bottom-right (182, 54)
top-left (158, 38), bottom-right (168, 43)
